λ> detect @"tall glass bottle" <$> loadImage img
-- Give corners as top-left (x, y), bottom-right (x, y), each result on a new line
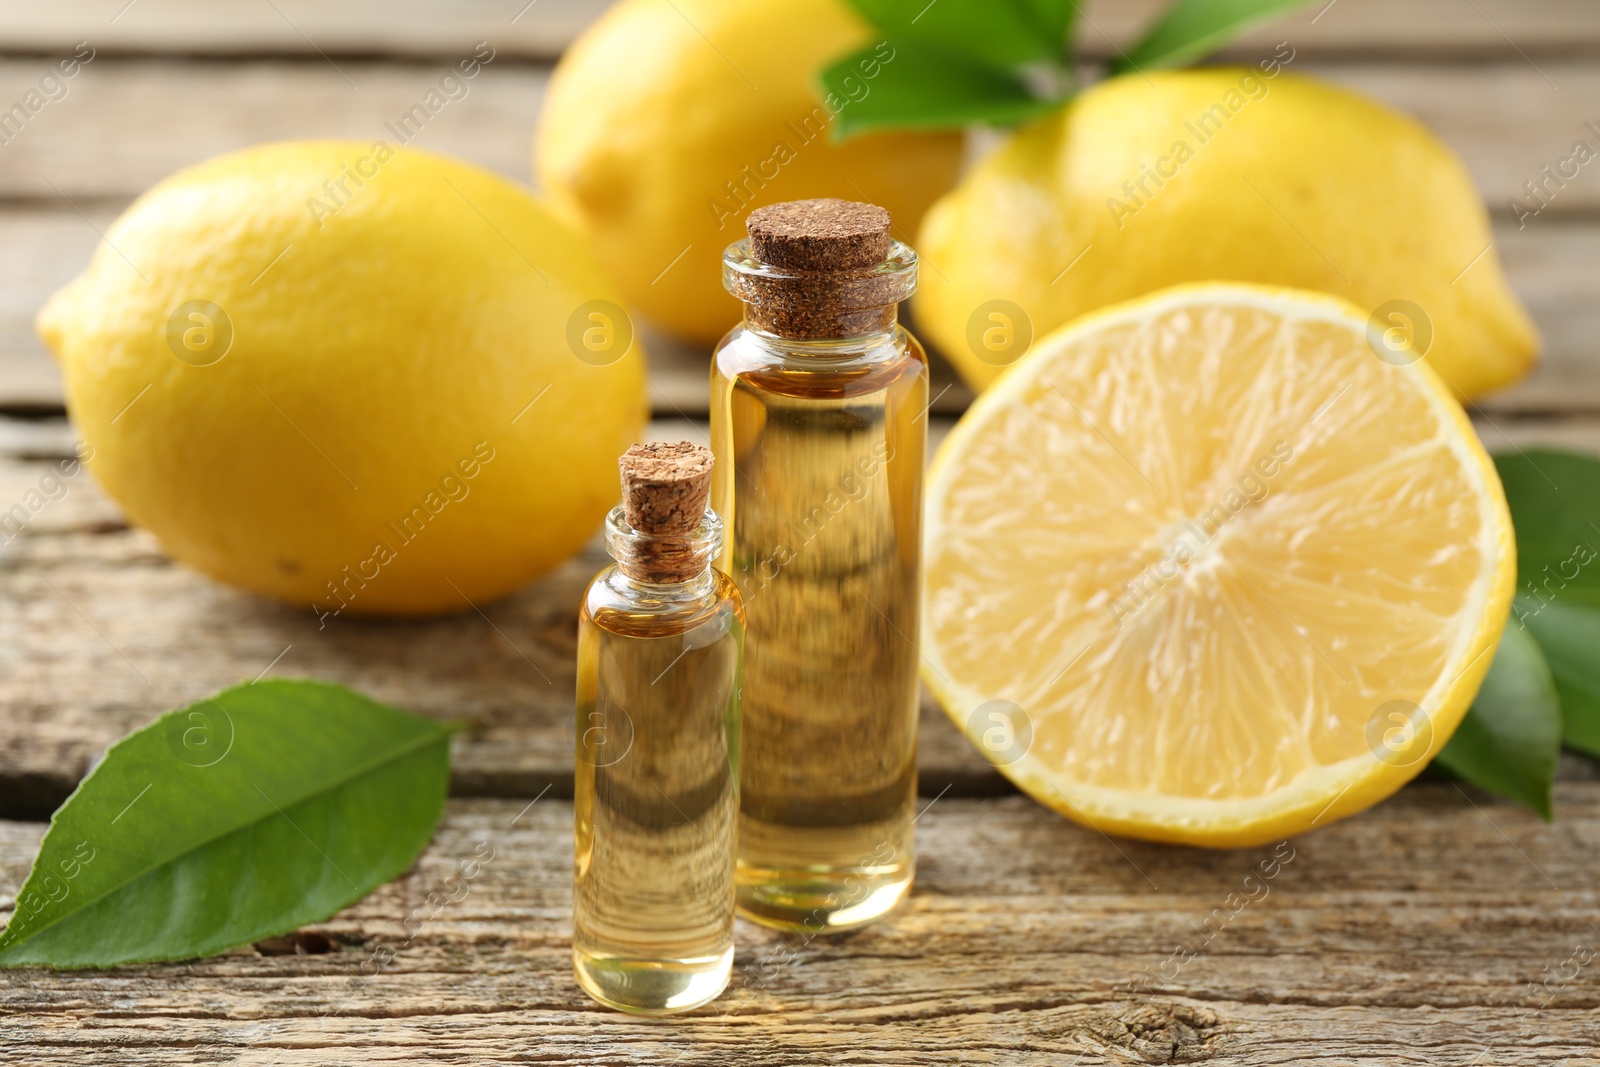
top-left (710, 199), bottom-right (925, 932)
top-left (573, 442), bottom-right (744, 1014)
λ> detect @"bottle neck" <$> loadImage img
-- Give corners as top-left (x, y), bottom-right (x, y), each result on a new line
top-left (739, 301), bottom-right (899, 341)
top-left (722, 236), bottom-right (917, 341)
top-left (736, 306), bottom-right (900, 349)
top-left (603, 505), bottom-right (721, 592)
top-left (731, 315), bottom-right (906, 365)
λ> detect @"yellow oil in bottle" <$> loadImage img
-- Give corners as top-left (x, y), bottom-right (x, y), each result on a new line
top-left (572, 490), bottom-right (744, 1014)
top-left (711, 328), bottom-right (926, 932)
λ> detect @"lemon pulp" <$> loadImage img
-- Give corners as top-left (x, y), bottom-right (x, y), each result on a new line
top-left (923, 283), bottom-right (1514, 847)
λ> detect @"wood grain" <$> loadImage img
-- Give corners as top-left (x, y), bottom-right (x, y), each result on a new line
top-left (3, 0), bottom-right (1596, 61)
top-left (2, 788), bottom-right (1598, 1064)
top-left (0, 58), bottom-right (548, 203)
top-left (0, 0), bottom-right (600, 60)
top-left (0, 417), bottom-right (996, 820)
top-left (3, 413), bottom-right (1599, 819)
top-left (2, 56), bottom-right (1595, 213)
top-left (1493, 219), bottom-right (1600, 413)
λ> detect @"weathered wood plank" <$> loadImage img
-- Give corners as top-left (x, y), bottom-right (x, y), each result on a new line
top-left (0, 208), bottom-right (99, 412)
top-left (3, 414), bottom-right (1599, 816)
top-left (1492, 220), bottom-right (1600, 414)
top-left (2, 788), bottom-right (1598, 1064)
top-left (0, 417), bottom-right (995, 819)
top-left (2, 0), bottom-right (1595, 61)
top-left (0, 0), bottom-right (601, 61)
top-left (2, 202), bottom-right (1593, 414)
top-left (1472, 411), bottom-right (1600, 456)
top-left (0, 58), bottom-right (548, 203)
top-left (1, 57), bottom-right (1593, 215)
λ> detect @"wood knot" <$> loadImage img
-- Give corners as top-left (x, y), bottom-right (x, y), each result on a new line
top-left (1089, 1001), bottom-right (1228, 1063)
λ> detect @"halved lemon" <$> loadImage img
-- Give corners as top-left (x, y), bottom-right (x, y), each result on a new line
top-left (924, 283), bottom-right (1514, 847)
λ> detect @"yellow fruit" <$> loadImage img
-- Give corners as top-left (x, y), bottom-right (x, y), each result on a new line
top-left (536, 0), bottom-right (964, 342)
top-left (923, 283), bottom-right (1514, 847)
top-left (38, 141), bottom-right (647, 616)
top-left (917, 69), bottom-right (1538, 401)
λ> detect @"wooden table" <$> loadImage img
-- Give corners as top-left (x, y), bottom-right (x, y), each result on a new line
top-left (3, 3), bottom-right (1598, 1063)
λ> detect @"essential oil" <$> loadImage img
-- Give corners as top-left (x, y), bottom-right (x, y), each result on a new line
top-left (710, 199), bottom-right (926, 932)
top-left (572, 442), bottom-right (745, 1014)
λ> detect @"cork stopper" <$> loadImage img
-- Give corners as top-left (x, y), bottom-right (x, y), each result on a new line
top-left (747, 199), bottom-right (891, 271)
top-left (614, 442), bottom-right (715, 583)
top-left (724, 198), bottom-right (917, 341)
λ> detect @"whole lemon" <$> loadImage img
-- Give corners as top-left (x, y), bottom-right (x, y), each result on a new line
top-left (917, 69), bottom-right (1538, 400)
top-left (37, 141), bottom-right (647, 617)
top-left (535, 0), bottom-right (964, 342)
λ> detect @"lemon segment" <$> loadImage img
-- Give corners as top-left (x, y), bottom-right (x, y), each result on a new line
top-left (923, 284), bottom-right (1515, 847)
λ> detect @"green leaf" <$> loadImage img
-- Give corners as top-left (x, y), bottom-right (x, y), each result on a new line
top-left (1434, 623), bottom-right (1561, 819)
top-left (845, 0), bottom-right (1077, 67)
top-left (0, 680), bottom-right (450, 968)
top-left (824, 0), bottom-right (1078, 136)
top-left (1493, 449), bottom-right (1600, 758)
top-left (1495, 450), bottom-right (1600, 608)
top-left (1113, 0), bottom-right (1316, 74)
top-left (1519, 602), bottom-right (1600, 758)
top-left (822, 41), bottom-right (1064, 139)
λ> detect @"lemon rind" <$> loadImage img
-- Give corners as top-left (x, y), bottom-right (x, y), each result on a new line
top-left (922, 282), bottom-right (1516, 847)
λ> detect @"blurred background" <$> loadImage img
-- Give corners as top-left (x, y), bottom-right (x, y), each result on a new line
top-left (1, 0), bottom-right (1595, 421)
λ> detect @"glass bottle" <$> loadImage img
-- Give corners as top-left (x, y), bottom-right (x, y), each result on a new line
top-left (572, 442), bottom-right (745, 1015)
top-left (710, 199), bottom-right (925, 933)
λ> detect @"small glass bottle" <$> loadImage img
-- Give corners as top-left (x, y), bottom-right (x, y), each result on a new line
top-left (711, 199), bottom-right (926, 933)
top-left (572, 442), bottom-right (744, 1015)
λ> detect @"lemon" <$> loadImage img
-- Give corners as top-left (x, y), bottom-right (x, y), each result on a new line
top-left (536, 0), bottom-right (964, 342)
top-left (917, 69), bottom-right (1538, 401)
top-left (37, 141), bottom-right (647, 616)
top-left (924, 283), bottom-right (1514, 847)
